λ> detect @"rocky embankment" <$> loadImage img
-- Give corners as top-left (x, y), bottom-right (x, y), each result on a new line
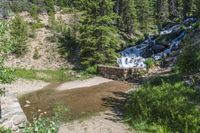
top-left (0, 79), bottom-right (48, 132)
top-left (4, 11), bottom-right (74, 70)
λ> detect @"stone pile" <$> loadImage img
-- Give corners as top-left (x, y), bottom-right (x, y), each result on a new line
top-left (98, 65), bottom-right (147, 80)
top-left (0, 90), bottom-right (27, 132)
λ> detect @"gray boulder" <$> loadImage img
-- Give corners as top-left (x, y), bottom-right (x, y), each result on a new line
top-left (152, 44), bottom-right (166, 54)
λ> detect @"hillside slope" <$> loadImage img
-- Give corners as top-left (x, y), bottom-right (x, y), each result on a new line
top-left (4, 11), bottom-right (75, 70)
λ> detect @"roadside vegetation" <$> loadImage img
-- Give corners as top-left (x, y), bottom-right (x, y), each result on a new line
top-left (124, 78), bottom-right (200, 132)
top-left (144, 58), bottom-right (155, 71)
top-left (177, 40), bottom-right (200, 74)
top-left (0, 20), bottom-right (15, 133)
top-left (0, 126), bottom-right (12, 133)
top-left (14, 68), bottom-right (92, 82)
top-left (23, 103), bottom-right (69, 133)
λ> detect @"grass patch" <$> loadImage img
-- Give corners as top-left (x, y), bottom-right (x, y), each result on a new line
top-left (14, 68), bottom-right (92, 82)
top-left (124, 74), bottom-right (200, 133)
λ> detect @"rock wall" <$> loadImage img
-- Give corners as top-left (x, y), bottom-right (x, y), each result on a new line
top-left (0, 91), bottom-right (27, 133)
top-left (98, 65), bottom-right (147, 80)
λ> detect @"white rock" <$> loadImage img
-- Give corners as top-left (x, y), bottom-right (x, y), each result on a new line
top-left (13, 115), bottom-right (26, 125)
top-left (24, 104), bottom-right (30, 107)
top-left (25, 100), bottom-right (31, 104)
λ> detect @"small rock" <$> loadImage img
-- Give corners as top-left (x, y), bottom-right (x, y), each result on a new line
top-left (195, 85), bottom-right (200, 90)
top-left (13, 115), bottom-right (26, 125)
top-left (18, 123), bottom-right (26, 128)
top-left (12, 126), bottom-right (18, 131)
top-left (0, 118), bottom-right (7, 123)
top-left (2, 121), bottom-right (13, 128)
top-left (39, 113), bottom-right (44, 117)
top-left (24, 104), bottom-right (30, 107)
top-left (185, 80), bottom-right (193, 86)
top-left (152, 44), bottom-right (166, 54)
top-left (71, 72), bottom-right (75, 76)
top-left (25, 100), bottom-right (31, 104)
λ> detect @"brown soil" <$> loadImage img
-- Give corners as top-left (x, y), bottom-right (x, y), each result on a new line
top-left (19, 81), bottom-right (132, 122)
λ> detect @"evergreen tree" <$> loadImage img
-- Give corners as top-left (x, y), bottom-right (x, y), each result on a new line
top-left (78, 0), bottom-right (123, 71)
top-left (135, 0), bottom-right (153, 33)
top-left (118, 0), bottom-right (138, 35)
top-left (182, 0), bottom-right (193, 18)
top-left (10, 15), bottom-right (28, 56)
top-left (153, 0), bottom-right (169, 29)
top-left (174, 0), bottom-right (184, 19)
top-left (168, 0), bottom-right (178, 19)
top-left (192, 0), bottom-right (200, 18)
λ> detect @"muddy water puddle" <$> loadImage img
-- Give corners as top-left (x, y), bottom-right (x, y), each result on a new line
top-left (19, 81), bottom-right (131, 122)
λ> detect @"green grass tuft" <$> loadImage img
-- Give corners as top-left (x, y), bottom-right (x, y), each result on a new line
top-left (14, 68), bottom-right (92, 82)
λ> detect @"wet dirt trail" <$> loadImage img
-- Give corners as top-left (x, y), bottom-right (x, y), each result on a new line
top-left (19, 81), bottom-right (132, 122)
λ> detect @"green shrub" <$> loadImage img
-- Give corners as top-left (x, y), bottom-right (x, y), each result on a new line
top-left (52, 102), bottom-right (70, 121)
top-left (0, 1), bottom-right (12, 19)
top-left (49, 16), bottom-right (68, 33)
top-left (0, 21), bottom-right (14, 84)
top-left (29, 5), bottom-right (39, 20)
top-left (9, 0), bottom-right (29, 13)
top-left (85, 66), bottom-right (97, 74)
top-left (23, 117), bottom-right (58, 133)
top-left (0, 67), bottom-right (14, 84)
top-left (177, 42), bottom-right (200, 73)
top-left (56, 0), bottom-right (75, 7)
top-left (124, 81), bottom-right (200, 132)
top-left (44, 0), bottom-right (55, 15)
top-left (144, 58), bottom-right (155, 71)
top-left (29, 21), bottom-right (45, 38)
top-left (10, 15), bottom-right (28, 56)
top-left (61, 7), bottom-right (77, 14)
top-left (0, 126), bottom-right (12, 133)
top-left (33, 48), bottom-right (41, 59)
top-left (31, 22), bottom-right (45, 29)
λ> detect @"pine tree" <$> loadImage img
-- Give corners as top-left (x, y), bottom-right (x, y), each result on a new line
top-left (118, 0), bottom-right (138, 35)
top-left (182, 0), bottom-right (193, 18)
top-left (174, 0), bottom-right (184, 19)
top-left (10, 15), bottom-right (28, 56)
top-left (135, 0), bottom-right (153, 33)
top-left (192, 0), bottom-right (200, 18)
top-left (168, 0), bottom-right (178, 19)
top-left (153, 0), bottom-right (169, 29)
top-left (78, 0), bottom-right (123, 71)
top-left (196, 0), bottom-right (200, 18)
